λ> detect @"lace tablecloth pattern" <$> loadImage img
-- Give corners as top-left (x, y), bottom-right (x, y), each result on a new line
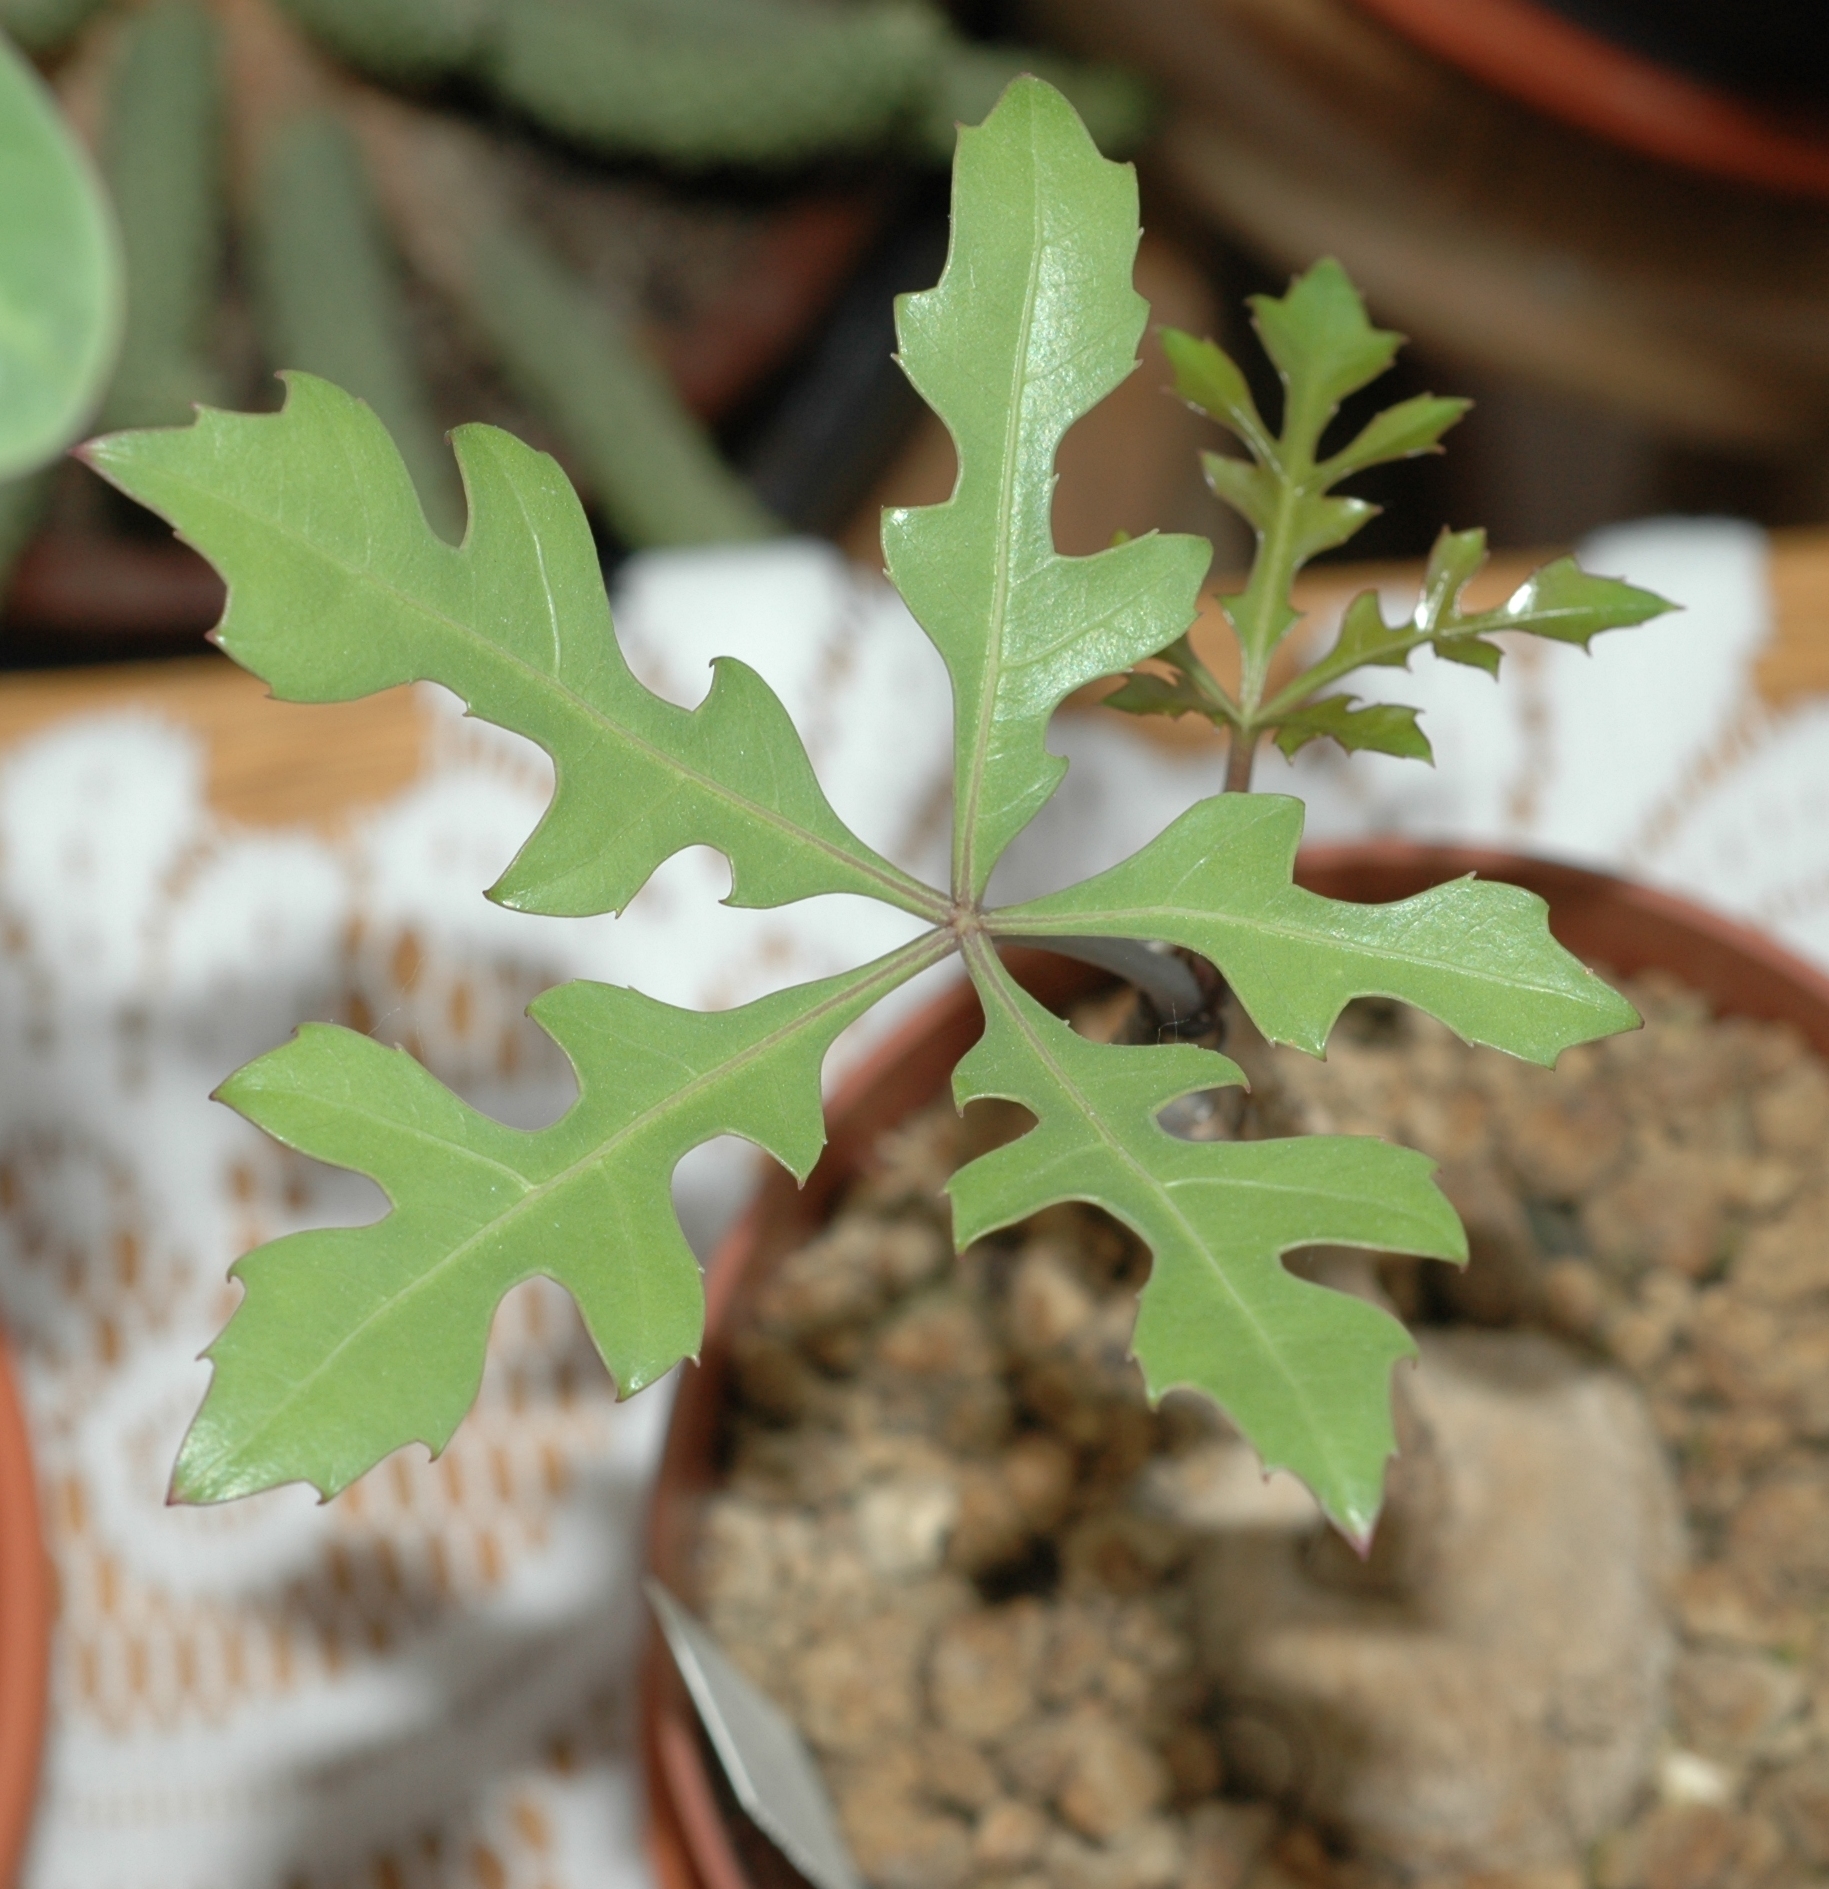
top-left (0, 520), bottom-right (1817, 1888)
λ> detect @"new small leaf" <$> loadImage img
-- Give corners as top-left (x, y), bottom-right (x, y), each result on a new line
top-left (1251, 259), bottom-right (1401, 451)
top-left (1253, 528), bottom-right (1672, 752)
top-left (1331, 589), bottom-right (1418, 670)
top-left (1272, 695), bottom-right (1431, 762)
top-left (1500, 555), bottom-right (1672, 649)
top-left (1321, 393), bottom-right (1469, 484)
top-left (1101, 668), bottom-right (1222, 723)
top-left (1163, 328), bottom-right (1271, 458)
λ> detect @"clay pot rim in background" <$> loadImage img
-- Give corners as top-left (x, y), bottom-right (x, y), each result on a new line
top-left (0, 1332), bottom-right (48, 1888)
top-left (1347, 0), bottom-right (1829, 200)
top-left (641, 841), bottom-right (1829, 1889)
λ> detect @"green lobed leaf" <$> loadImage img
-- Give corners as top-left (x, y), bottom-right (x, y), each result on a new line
top-left (952, 954), bottom-right (1464, 1540)
top-left (1125, 288), bottom-right (1469, 739)
top-left (1158, 264), bottom-right (1406, 691)
top-left (1497, 554), bottom-right (1671, 649)
top-left (881, 76), bottom-right (1210, 899)
top-left (1197, 449), bottom-right (1276, 533)
top-left (1100, 668), bottom-right (1218, 722)
top-left (1434, 633), bottom-right (1503, 675)
top-left (1249, 258), bottom-right (1400, 451)
top-left (1255, 527), bottom-right (1672, 737)
top-left (1416, 525), bottom-right (1487, 628)
top-left (1271, 694), bottom-right (1431, 762)
top-left (1330, 588), bottom-right (1418, 671)
top-left (994, 793), bottom-right (1638, 1062)
top-left (0, 32), bottom-right (121, 479)
top-left (1162, 327), bottom-right (1269, 454)
top-left (84, 374), bottom-right (938, 921)
top-left (1414, 528), bottom-right (1670, 653)
top-left (177, 942), bottom-right (939, 1502)
top-left (1320, 392), bottom-right (1469, 483)
top-left (1283, 492), bottom-right (1377, 566)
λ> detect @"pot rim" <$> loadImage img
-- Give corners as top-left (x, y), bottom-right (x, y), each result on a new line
top-left (0, 1329), bottom-right (47, 1888)
top-left (640, 842), bottom-right (1829, 1889)
top-left (1346, 0), bottom-right (1829, 201)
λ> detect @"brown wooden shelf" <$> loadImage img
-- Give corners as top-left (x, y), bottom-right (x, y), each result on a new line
top-left (2, 526), bottom-right (1826, 823)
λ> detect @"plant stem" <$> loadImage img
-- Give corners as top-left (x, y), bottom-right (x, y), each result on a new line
top-left (1225, 729), bottom-right (1255, 794)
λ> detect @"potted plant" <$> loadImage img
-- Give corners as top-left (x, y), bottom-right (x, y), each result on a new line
top-left (85, 72), bottom-right (1722, 1883)
top-left (0, 26), bottom-right (120, 1878)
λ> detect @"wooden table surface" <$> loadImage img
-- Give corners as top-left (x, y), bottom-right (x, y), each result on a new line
top-left (1, 527), bottom-right (1824, 830)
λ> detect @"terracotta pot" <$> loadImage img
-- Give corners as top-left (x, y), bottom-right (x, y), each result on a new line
top-left (0, 1332), bottom-right (47, 1888)
top-left (1348, 0), bottom-right (1829, 199)
top-left (641, 844), bottom-right (1829, 1889)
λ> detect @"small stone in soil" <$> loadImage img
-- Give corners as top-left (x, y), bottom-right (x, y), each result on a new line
top-left (972, 1798), bottom-right (1048, 1871)
top-left (1053, 1709), bottom-right (1172, 1840)
top-left (929, 1600), bottom-right (1048, 1743)
top-left (1671, 1648), bottom-right (1806, 1756)
top-left (1182, 1800), bottom-right (1276, 1889)
top-left (836, 1748), bottom-right (973, 1889)
top-left (1763, 1749), bottom-right (1829, 1865)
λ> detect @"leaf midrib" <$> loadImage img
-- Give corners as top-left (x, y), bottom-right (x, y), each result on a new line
top-left (955, 108), bottom-right (1048, 903)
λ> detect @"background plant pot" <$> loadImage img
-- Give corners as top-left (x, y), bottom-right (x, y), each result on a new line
top-left (641, 844), bottom-right (1829, 1889)
top-left (0, 1333), bottom-right (48, 1888)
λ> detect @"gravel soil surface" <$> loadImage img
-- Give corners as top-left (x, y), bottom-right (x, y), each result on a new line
top-left (691, 972), bottom-right (1829, 1889)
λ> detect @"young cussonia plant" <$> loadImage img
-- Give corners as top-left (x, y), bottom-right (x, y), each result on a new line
top-left (86, 78), bottom-right (1659, 1546)
top-left (1104, 262), bottom-right (1671, 790)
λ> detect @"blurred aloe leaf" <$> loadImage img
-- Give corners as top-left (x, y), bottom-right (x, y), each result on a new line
top-left (0, 31), bottom-right (120, 480)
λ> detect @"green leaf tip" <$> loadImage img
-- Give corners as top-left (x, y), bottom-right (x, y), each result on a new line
top-left (951, 951), bottom-right (1464, 1539)
top-left (1249, 257), bottom-right (1404, 447)
top-left (882, 74), bottom-right (1211, 899)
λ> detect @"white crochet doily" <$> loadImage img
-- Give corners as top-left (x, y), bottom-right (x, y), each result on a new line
top-left (1, 518), bottom-right (1819, 1889)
